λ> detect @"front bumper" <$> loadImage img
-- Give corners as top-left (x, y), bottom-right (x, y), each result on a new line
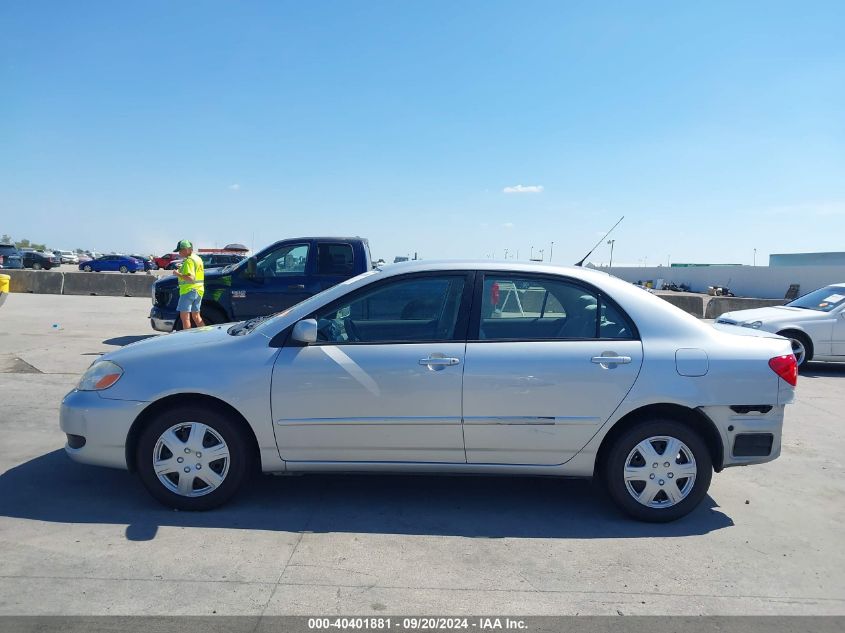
top-left (701, 404), bottom-right (785, 468)
top-left (60, 389), bottom-right (148, 470)
top-left (149, 305), bottom-right (176, 332)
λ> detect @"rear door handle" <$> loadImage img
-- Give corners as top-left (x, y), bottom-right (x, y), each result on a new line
top-left (419, 357), bottom-right (461, 366)
top-left (591, 355), bottom-right (632, 365)
top-left (288, 284), bottom-right (306, 290)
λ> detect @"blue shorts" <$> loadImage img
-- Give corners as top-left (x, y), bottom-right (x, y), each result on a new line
top-left (177, 289), bottom-right (203, 313)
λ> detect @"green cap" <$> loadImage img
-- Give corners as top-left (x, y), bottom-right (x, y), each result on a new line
top-left (174, 239), bottom-right (193, 252)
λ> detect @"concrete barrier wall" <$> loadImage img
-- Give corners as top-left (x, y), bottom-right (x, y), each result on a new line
top-left (704, 297), bottom-right (785, 319)
top-left (0, 269), bottom-right (796, 319)
top-left (600, 265), bottom-right (845, 300)
top-left (4, 270), bottom-right (155, 297)
top-left (656, 294), bottom-right (705, 317)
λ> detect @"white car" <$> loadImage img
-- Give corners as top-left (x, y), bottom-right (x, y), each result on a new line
top-left (54, 249), bottom-right (79, 265)
top-left (60, 261), bottom-right (796, 522)
top-left (715, 283), bottom-right (845, 368)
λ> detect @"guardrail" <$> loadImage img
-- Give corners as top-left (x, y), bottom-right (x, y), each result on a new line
top-left (1, 270), bottom-right (154, 297)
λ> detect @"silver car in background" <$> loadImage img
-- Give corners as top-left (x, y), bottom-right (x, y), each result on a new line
top-left (60, 261), bottom-right (797, 522)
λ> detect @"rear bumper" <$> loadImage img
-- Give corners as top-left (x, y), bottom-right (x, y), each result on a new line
top-left (700, 405), bottom-right (785, 468)
top-left (60, 389), bottom-right (148, 470)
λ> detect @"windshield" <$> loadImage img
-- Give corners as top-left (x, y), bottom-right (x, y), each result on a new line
top-left (787, 286), bottom-right (845, 312)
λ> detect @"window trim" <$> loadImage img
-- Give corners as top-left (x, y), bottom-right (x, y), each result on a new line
top-left (314, 241), bottom-right (356, 277)
top-left (467, 271), bottom-right (640, 343)
top-left (295, 270), bottom-right (476, 346)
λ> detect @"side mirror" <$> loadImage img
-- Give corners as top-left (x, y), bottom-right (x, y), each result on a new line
top-left (246, 256), bottom-right (258, 277)
top-left (291, 319), bottom-right (318, 344)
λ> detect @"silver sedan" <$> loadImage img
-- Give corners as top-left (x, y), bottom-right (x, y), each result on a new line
top-left (61, 261), bottom-right (796, 522)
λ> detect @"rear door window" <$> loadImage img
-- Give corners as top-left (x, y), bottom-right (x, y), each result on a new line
top-left (317, 243), bottom-right (354, 275)
top-left (474, 274), bottom-right (637, 341)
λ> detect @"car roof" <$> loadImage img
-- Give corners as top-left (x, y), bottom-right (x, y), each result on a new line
top-left (378, 259), bottom-right (613, 279)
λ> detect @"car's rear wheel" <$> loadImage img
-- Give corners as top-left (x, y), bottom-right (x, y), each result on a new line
top-left (777, 330), bottom-right (812, 368)
top-left (136, 405), bottom-right (251, 510)
top-left (83, 265), bottom-right (92, 272)
top-left (604, 419), bottom-right (712, 522)
top-left (32, 262), bottom-right (42, 270)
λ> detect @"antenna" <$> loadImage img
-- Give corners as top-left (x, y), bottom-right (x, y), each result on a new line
top-left (574, 216), bottom-right (624, 267)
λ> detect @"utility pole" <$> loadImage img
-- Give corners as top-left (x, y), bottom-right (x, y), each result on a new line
top-left (753, 248), bottom-right (757, 266)
top-left (607, 239), bottom-right (615, 269)
top-left (549, 241), bottom-right (554, 262)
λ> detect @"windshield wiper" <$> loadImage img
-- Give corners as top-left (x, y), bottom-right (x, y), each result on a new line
top-left (229, 315), bottom-right (271, 336)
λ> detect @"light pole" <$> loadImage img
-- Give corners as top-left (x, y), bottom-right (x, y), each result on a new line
top-left (753, 248), bottom-right (757, 266)
top-left (549, 241), bottom-right (554, 262)
top-left (607, 239), bottom-right (615, 269)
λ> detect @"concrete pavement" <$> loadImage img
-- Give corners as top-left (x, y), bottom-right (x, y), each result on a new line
top-left (0, 293), bottom-right (843, 615)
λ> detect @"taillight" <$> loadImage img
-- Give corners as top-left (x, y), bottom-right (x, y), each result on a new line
top-left (769, 354), bottom-right (798, 386)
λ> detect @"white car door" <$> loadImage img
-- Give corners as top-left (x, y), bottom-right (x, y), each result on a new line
top-left (462, 273), bottom-right (643, 465)
top-left (271, 272), bottom-right (473, 463)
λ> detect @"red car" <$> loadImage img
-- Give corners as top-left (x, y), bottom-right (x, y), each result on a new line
top-left (153, 253), bottom-right (183, 270)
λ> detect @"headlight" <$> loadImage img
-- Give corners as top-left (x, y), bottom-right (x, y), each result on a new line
top-left (741, 321), bottom-right (763, 329)
top-left (77, 360), bottom-right (124, 391)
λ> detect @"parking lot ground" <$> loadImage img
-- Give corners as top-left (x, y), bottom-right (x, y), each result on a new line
top-left (0, 293), bottom-right (843, 615)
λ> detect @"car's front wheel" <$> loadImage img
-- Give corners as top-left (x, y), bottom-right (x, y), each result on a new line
top-left (604, 419), bottom-right (712, 522)
top-left (136, 405), bottom-right (252, 510)
top-left (119, 265), bottom-right (129, 273)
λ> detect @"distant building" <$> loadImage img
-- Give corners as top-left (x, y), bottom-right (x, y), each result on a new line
top-left (670, 263), bottom-right (742, 267)
top-left (769, 252), bottom-right (845, 267)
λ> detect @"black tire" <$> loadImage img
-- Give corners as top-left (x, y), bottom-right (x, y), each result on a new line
top-left (119, 265), bottom-right (128, 273)
top-left (777, 330), bottom-right (812, 369)
top-left (604, 419), bottom-right (712, 522)
top-left (83, 265), bottom-right (92, 272)
top-left (201, 304), bottom-right (228, 325)
top-left (136, 404), bottom-right (252, 511)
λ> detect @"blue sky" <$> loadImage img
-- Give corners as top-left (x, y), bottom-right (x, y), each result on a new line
top-left (1, 1), bottom-right (843, 265)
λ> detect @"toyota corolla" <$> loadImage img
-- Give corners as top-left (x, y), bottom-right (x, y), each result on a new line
top-left (60, 261), bottom-right (796, 522)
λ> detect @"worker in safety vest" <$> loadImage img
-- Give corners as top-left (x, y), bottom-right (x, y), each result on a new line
top-left (173, 239), bottom-right (205, 330)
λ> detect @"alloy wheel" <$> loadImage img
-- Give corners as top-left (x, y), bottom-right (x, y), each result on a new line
top-left (789, 338), bottom-right (806, 366)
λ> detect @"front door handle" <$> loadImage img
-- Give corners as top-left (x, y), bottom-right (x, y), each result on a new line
top-left (288, 284), bottom-right (305, 290)
top-left (419, 357), bottom-right (461, 366)
top-left (591, 355), bottom-right (632, 365)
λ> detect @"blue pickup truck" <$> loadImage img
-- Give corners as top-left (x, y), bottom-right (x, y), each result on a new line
top-left (150, 237), bottom-right (372, 332)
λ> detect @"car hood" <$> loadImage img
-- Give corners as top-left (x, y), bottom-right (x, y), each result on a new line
top-left (717, 305), bottom-right (824, 324)
top-left (102, 325), bottom-right (235, 365)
